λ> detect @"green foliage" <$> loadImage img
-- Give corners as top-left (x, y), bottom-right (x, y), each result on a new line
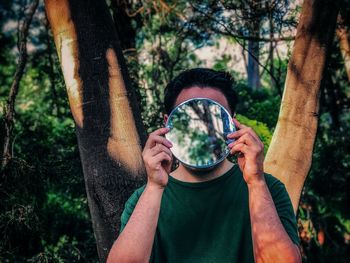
top-left (0, 2), bottom-right (97, 260)
top-left (236, 114), bottom-right (272, 153)
top-left (28, 235), bottom-right (90, 263)
top-left (235, 81), bottom-right (281, 129)
top-left (1, 0), bottom-right (350, 262)
top-left (134, 1), bottom-right (203, 133)
top-left (0, 101), bottom-right (97, 261)
top-left (212, 54), bottom-right (233, 71)
top-left (296, 35), bottom-right (350, 260)
top-left (298, 110), bottom-right (350, 262)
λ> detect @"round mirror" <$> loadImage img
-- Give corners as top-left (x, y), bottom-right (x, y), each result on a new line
top-left (165, 98), bottom-right (236, 169)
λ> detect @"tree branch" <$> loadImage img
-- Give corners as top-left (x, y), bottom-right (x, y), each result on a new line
top-left (1, 0), bottom-right (39, 175)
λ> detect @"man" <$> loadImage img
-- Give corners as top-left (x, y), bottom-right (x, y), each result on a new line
top-left (107, 68), bottom-right (301, 263)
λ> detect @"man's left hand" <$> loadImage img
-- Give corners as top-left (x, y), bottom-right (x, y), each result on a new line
top-left (227, 118), bottom-right (265, 185)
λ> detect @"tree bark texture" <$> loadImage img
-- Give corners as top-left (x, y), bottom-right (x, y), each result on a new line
top-left (1, 0), bottom-right (39, 175)
top-left (264, 0), bottom-right (339, 213)
top-left (45, 0), bottom-right (147, 261)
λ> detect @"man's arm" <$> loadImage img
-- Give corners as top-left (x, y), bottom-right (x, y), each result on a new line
top-left (107, 185), bottom-right (164, 263)
top-left (107, 128), bottom-right (173, 263)
top-left (228, 119), bottom-right (301, 263)
top-left (248, 178), bottom-right (301, 263)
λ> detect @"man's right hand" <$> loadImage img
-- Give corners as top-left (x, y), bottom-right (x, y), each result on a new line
top-left (142, 127), bottom-right (173, 189)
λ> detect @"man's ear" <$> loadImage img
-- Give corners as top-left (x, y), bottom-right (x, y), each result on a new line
top-left (163, 114), bottom-right (169, 125)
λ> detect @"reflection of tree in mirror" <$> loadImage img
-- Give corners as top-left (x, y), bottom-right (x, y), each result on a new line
top-left (190, 101), bottom-right (224, 155)
top-left (173, 108), bottom-right (191, 128)
top-left (188, 130), bottom-right (214, 166)
top-left (170, 108), bottom-right (191, 145)
top-left (168, 99), bottom-right (231, 167)
top-left (188, 129), bottom-right (228, 166)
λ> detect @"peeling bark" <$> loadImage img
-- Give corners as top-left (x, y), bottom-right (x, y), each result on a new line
top-left (264, 0), bottom-right (339, 213)
top-left (106, 48), bottom-right (144, 176)
top-left (45, 0), bottom-right (83, 127)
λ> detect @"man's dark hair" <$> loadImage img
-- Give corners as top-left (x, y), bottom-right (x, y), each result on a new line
top-left (164, 68), bottom-right (238, 115)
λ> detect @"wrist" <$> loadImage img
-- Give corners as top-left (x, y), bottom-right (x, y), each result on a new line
top-left (246, 173), bottom-right (266, 187)
top-left (146, 182), bottom-right (166, 193)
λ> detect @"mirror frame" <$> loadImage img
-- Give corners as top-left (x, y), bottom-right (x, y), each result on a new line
top-left (165, 97), bottom-right (235, 169)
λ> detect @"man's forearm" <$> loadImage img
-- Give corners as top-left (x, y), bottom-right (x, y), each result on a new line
top-left (107, 184), bottom-right (164, 263)
top-left (248, 178), bottom-right (301, 263)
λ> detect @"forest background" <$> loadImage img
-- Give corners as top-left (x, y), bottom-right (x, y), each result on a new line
top-left (0, 0), bottom-right (350, 262)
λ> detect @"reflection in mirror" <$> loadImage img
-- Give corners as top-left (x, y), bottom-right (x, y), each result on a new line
top-left (165, 98), bottom-right (236, 169)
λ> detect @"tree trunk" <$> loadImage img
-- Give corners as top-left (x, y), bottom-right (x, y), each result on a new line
top-left (264, 0), bottom-right (339, 214)
top-left (244, 0), bottom-right (261, 90)
top-left (1, 0), bottom-right (39, 175)
top-left (45, 0), bottom-right (147, 261)
top-left (336, 15), bottom-right (350, 82)
top-left (247, 19), bottom-right (261, 89)
top-left (268, 10), bottom-right (280, 95)
top-left (109, 0), bottom-right (142, 109)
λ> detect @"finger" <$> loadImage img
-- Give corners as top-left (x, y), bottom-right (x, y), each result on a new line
top-left (153, 127), bottom-right (171, 136)
top-left (227, 127), bottom-right (251, 139)
top-left (145, 127), bottom-right (170, 149)
top-left (228, 133), bottom-right (255, 147)
top-left (148, 135), bottom-right (173, 149)
top-left (150, 144), bottom-right (172, 158)
top-left (152, 152), bottom-right (172, 168)
top-left (227, 127), bottom-right (260, 144)
top-left (230, 135), bottom-right (264, 154)
top-left (229, 142), bottom-right (247, 155)
top-left (145, 129), bottom-right (173, 149)
top-left (232, 118), bottom-right (247, 130)
top-left (229, 142), bottom-right (262, 159)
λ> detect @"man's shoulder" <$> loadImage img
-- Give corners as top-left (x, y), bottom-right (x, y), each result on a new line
top-left (122, 185), bottom-right (146, 216)
top-left (120, 185), bottom-right (146, 232)
top-left (264, 173), bottom-right (285, 188)
top-left (263, 173), bottom-right (291, 199)
top-left (127, 185), bottom-right (146, 204)
top-left (263, 173), bottom-right (300, 245)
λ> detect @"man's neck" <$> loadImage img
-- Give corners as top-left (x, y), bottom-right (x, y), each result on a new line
top-left (170, 159), bottom-right (234, 183)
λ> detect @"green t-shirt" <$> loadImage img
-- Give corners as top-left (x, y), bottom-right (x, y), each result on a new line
top-left (120, 164), bottom-right (299, 263)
